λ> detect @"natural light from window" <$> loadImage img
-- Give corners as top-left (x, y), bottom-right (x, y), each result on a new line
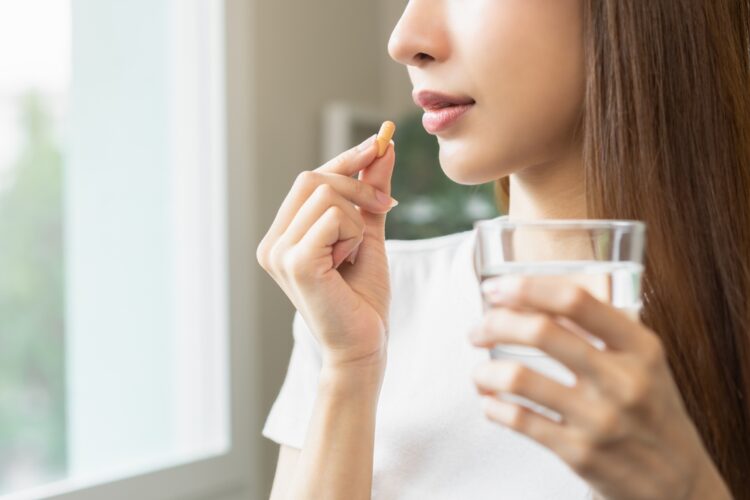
top-left (0, 1), bottom-right (229, 497)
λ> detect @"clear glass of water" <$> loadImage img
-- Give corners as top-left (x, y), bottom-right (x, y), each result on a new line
top-left (474, 217), bottom-right (646, 361)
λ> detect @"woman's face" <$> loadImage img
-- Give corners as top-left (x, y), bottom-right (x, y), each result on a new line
top-left (388, 0), bottom-right (585, 185)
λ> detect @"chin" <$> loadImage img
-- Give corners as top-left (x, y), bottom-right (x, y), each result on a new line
top-left (437, 136), bottom-right (513, 186)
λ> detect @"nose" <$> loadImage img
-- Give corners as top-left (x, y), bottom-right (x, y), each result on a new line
top-left (387, 0), bottom-right (449, 67)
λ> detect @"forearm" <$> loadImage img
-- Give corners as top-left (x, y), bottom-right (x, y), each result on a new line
top-left (286, 361), bottom-right (385, 500)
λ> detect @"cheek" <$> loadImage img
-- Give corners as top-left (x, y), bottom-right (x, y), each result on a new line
top-left (440, 0), bottom-right (585, 184)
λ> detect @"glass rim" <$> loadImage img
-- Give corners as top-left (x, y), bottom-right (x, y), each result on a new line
top-left (473, 217), bottom-right (646, 232)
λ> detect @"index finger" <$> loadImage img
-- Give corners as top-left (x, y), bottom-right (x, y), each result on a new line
top-left (481, 276), bottom-right (645, 352)
top-left (316, 134), bottom-right (379, 176)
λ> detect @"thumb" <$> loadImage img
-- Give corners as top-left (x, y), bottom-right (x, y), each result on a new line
top-left (357, 140), bottom-right (396, 232)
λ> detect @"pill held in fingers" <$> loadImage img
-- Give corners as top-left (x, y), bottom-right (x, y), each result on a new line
top-left (376, 120), bottom-right (396, 157)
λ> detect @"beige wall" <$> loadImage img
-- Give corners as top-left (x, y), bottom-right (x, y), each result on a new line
top-left (379, 0), bottom-right (415, 115)
top-left (248, 0), bottom-right (412, 494)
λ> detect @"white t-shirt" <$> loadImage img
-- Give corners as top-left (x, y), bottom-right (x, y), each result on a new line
top-left (262, 217), bottom-right (594, 499)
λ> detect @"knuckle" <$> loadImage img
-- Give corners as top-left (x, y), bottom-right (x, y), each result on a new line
top-left (527, 316), bottom-right (554, 347)
top-left (562, 287), bottom-right (590, 315)
top-left (294, 170), bottom-right (317, 190)
top-left (324, 204), bottom-right (345, 221)
top-left (592, 405), bottom-right (621, 443)
top-left (267, 240), bottom-right (285, 275)
top-left (256, 238), bottom-right (269, 270)
top-left (506, 363), bottom-right (530, 393)
top-left (313, 182), bottom-right (336, 201)
top-left (568, 440), bottom-right (597, 475)
top-left (621, 374), bottom-right (649, 409)
top-left (581, 344), bottom-right (602, 372)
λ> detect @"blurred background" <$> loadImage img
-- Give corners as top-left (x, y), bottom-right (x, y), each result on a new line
top-left (0, 1), bottom-right (498, 499)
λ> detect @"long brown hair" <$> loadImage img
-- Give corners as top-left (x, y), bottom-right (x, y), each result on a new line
top-left (496, 1), bottom-right (750, 495)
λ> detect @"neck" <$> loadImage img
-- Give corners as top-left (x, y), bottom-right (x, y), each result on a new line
top-left (507, 147), bottom-right (586, 220)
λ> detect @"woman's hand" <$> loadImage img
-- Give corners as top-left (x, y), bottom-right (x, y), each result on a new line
top-left (468, 276), bottom-right (732, 500)
top-left (256, 135), bottom-right (398, 371)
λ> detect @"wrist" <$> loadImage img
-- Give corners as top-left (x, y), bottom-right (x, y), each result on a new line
top-left (320, 351), bottom-right (387, 394)
top-left (323, 346), bottom-right (387, 375)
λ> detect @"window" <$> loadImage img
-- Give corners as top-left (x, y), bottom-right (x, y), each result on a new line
top-left (0, 1), bottom-right (72, 492)
top-left (0, 2), bottom-right (256, 498)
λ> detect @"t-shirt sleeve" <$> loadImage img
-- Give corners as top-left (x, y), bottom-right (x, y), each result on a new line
top-left (261, 309), bottom-right (322, 449)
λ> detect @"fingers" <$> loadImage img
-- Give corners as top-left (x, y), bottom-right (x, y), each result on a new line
top-left (315, 134), bottom-right (379, 176)
top-left (280, 183), bottom-right (364, 246)
top-left (481, 394), bottom-right (611, 478)
top-left (470, 307), bottom-right (601, 378)
top-left (472, 360), bottom-right (589, 425)
top-left (359, 140), bottom-right (395, 199)
top-left (357, 141), bottom-right (396, 233)
top-left (482, 276), bottom-right (645, 352)
top-left (480, 395), bottom-right (572, 451)
top-left (285, 204), bottom-right (365, 279)
top-left (263, 168), bottom-right (396, 250)
top-left (257, 129), bottom-right (399, 280)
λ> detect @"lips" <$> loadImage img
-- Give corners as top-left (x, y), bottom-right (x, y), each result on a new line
top-left (413, 90), bottom-right (475, 134)
top-left (413, 90), bottom-right (476, 110)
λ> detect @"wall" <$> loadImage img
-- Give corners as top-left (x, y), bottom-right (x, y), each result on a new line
top-left (379, 0), bottom-right (415, 115)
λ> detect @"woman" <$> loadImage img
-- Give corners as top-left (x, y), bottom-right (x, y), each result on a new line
top-left (256, 1), bottom-right (749, 498)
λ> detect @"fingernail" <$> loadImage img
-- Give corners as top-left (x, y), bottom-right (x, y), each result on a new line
top-left (356, 134), bottom-right (377, 153)
top-left (348, 244), bottom-right (361, 265)
top-left (481, 276), bottom-right (521, 301)
top-left (375, 189), bottom-right (399, 207)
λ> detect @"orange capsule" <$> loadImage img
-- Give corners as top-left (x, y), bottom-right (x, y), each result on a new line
top-left (376, 120), bottom-right (396, 157)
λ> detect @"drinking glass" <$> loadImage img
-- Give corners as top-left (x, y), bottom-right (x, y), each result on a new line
top-left (474, 217), bottom-right (646, 359)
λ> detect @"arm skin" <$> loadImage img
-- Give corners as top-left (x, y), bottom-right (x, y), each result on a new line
top-left (270, 359), bottom-right (386, 500)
